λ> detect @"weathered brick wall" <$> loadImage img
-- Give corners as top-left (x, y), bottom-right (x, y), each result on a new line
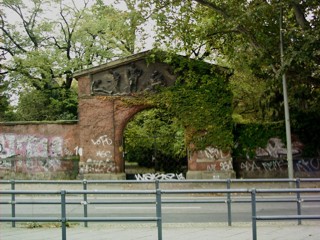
top-left (187, 146), bottom-right (236, 179)
top-left (77, 94), bottom-right (147, 178)
top-left (0, 122), bottom-right (79, 179)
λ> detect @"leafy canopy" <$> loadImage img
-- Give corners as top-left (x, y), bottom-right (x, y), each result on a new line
top-left (0, 0), bottom-right (148, 120)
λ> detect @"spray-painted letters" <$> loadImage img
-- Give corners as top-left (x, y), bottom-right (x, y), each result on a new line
top-left (91, 135), bottom-right (112, 146)
top-left (81, 133), bottom-right (114, 174)
top-left (135, 173), bottom-right (185, 181)
top-left (0, 134), bottom-right (63, 159)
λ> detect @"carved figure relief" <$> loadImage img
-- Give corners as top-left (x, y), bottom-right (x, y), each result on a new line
top-left (90, 61), bottom-right (172, 96)
top-left (145, 70), bottom-right (165, 91)
top-left (91, 71), bottom-right (121, 95)
top-left (127, 63), bottom-right (143, 93)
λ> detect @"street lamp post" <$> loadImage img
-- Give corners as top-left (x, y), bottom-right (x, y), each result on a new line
top-left (279, 5), bottom-right (294, 180)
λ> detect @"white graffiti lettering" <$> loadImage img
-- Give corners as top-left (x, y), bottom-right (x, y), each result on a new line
top-left (91, 135), bottom-right (112, 146)
top-left (256, 137), bottom-right (302, 159)
top-left (0, 134), bottom-right (63, 159)
top-left (220, 161), bottom-right (233, 171)
top-left (201, 147), bottom-right (230, 160)
top-left (135, 173), bottom-right (185, 181)
top-left (207, 164), bottom-right (217, 172)
top-left (80, 159), bottom-right (118, 174)
top-left (207, 161), bottom-right (233, 172)
top-left (296, 159), bottom-right (320, 172)
top-left (261, 159), bottom-right (286, 171)
top-left (74, 146), bottom-right (83, 156)
top-left (240, 161), bottom-right (261, 171)
top-left (96, 150), bottom-right (112, 158)
top-left (0, 158), bottom-right (63, 172)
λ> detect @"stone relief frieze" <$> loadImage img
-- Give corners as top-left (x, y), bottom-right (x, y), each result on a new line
top-left (145, 70), bottom-right (165, 91)
top-left (91, 71), bottom-right (121, 95)
top-left (91, 61), bottom-right (173, 96)
top-left (127, 63), bottom-right (143, 93)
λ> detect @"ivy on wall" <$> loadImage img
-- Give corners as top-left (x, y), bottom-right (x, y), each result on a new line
top-left (146, 52), bottom-right (234, 152)
top-left (233, 122), bottom-right (286, 159)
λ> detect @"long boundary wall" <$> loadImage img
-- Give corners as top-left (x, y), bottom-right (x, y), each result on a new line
top-left (0, 121), bottom-right (79, 179)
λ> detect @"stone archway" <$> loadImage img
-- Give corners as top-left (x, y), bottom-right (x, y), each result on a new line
top-left (74, 50), bottom-right (235, 179)
top-left (122, 108), bottom-right (188, 179)
top-left (75, 51), bottom-right (177, 179)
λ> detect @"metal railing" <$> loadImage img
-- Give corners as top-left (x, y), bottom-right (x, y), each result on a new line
top-left (0, 178), bottom-right (320, 240)
top-left (0, 188), bottom-right (162, 240)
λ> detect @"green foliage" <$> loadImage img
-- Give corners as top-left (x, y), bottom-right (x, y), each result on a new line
top-left (233, 122), bottom-right (286, 159)
top-left (124, 108), bottom-right (186, 171)
top-left (132, 1), bottom-right (320, 151)
top-left (291, 110), bottom-right (320, 157)
top-left (15, 87), bottom-right (78, 121)
top-left (1, 0), bottom-right (146, 121)
top-left (0, 80), bottom-right (15, 121)
top-left (149, 54), bottom-right (234, 151)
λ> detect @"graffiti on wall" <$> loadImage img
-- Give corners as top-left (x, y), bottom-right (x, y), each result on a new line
top-left (237, 137), bottom-right (319, 175)
top-left (198, 146), bottom-right (231, 161)
top-left (239, 158), bottom-right (320, 173)
top-left (0, 133), bottom-right (75, 173)
top-left (0, 158), bottom-right (62, 172)
top-left (206, 160), bottom-right (233, 172)
top-left (295, 158), bottom-right (320, 172)
top-left (0, 134), bottom-right (63, 159)
top-left (240, 159), bottom-right (287, 172)
top-left (135, 173), bottom-right (185, 181)
top-left (80, 133), bottom-right (117, 174)
top-left (255, 137), bottom-right (303, 159)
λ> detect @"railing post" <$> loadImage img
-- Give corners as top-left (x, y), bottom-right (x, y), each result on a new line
top-left (251, 189), bottom-right (257, 240)
top-left (10, 179), bottom-right (16, 228)
top-left (226, 178), bottom-right (232, 226)
top-left (295, 178), bottom-right (302, 225)
top-left (155, 180), bottom-right (163, 240)
top-left (61, 190), bottom-right (67, 240)
top-left (155, 179), bottom-right (160, 190)
top-left (83, 179), bottom-right (88, 227)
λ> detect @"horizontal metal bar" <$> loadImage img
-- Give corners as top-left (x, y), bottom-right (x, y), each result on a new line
top-left (0, 180), bottom-right (83, 184)
top-left (256, 215), bottom-right (320, 220)
top-left (0, 216), bottom-right (159, 223)
top-left (1, 178), bottom-right (319, 185)
top-left (1, 189), bottom-right (319, 196)
top-left (87, 200), bottom-right (155, 205)
top-left (0, 190), bottom-right (156, 195)
top-left (161, 189), bottom-right (250, 194)
top-left (0, 217), bottom-right (61, 222)
top-left (0, 200), bottom-right (156, 206)
top-left (0, 190), bottom-right (61, 194)
top-left (232, 199), bottom-right (299, 203)
top-left (83, 180), bottom-right (156, 184)
top-left (255, 188), bottom-right (320, 193)
top-left (67, 217), bottom-right (158, 222)
top-left (66, 190), bottom-right (156, 195)
top-left (303, 199), bottom-right (320, 203)
top-left (162, 199), bottom-right (226, 204)
top-left (230, 178), bottom-right (299, 183)
top-left (299, 178), bottom-right (320, 183)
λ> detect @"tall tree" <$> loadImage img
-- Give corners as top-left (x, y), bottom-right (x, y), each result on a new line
top-left (0, 0), bottom-right (145, 120)
top-left (131, 0), bottom-right (319, 121)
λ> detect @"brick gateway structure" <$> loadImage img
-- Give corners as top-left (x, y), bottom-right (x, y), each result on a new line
top-left (0, 51), bottom-right (235, 179)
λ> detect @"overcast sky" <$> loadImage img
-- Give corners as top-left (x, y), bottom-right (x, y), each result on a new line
top-left (4, 0), bottom-right (154, 50)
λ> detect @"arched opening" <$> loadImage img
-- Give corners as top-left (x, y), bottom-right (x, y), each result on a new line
top-left (123, 108), bottom-right (188, 180)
